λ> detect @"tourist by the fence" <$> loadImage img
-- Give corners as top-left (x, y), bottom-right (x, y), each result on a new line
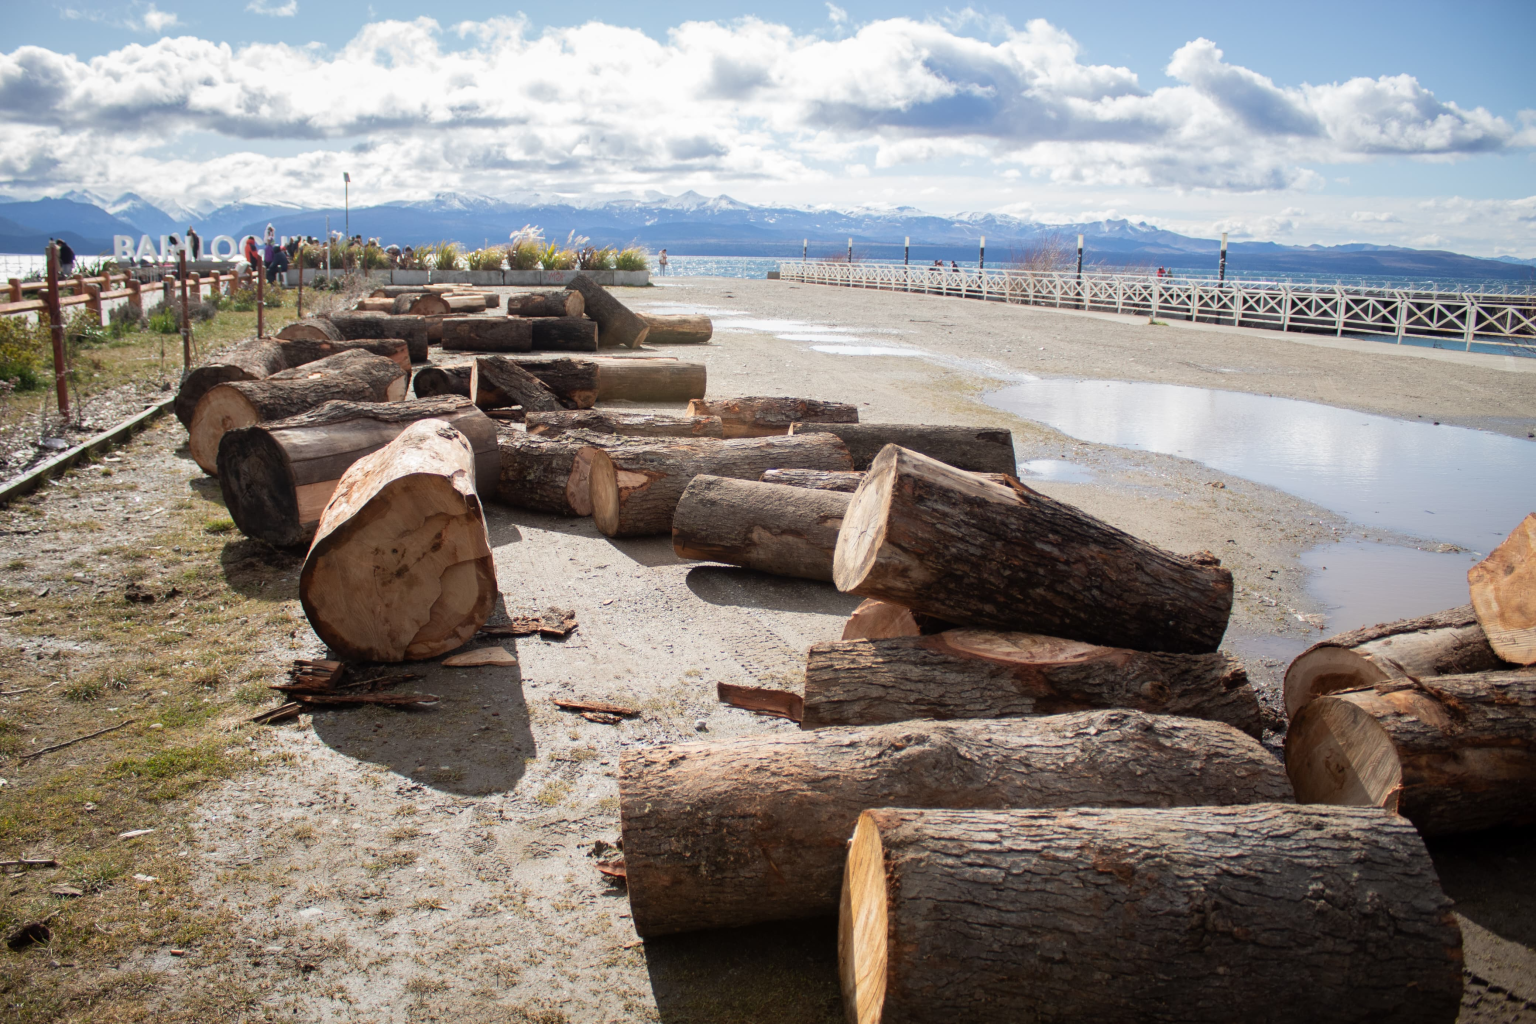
top-left (950, 260), bottom-right (959, 271)
top-left (263, 237), bottom-right (288, 285)
top-left (187, 226), bottom-right (201, 261)
top-left (54, 238), bottom-right (75, 275)
top-left (658, 249), bottom-right (669, 275)
top-left (264, 224), bottom-right (276, 246)
top-left (243, 234), bottom-right (260, 268)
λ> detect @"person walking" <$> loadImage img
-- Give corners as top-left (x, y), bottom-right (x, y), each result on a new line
top-left (186, 227), bottom-right (201, 261)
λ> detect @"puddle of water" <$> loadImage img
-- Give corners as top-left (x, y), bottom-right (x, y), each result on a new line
top-left (1301, 541), bottom-right (1479, 635)
top-left (809, 344), bottom-right (929, 357)
top-left (985, 378), bottom-right (1536, 552)
top-left (1223, 631), bottom-right (1311, 672)
top-left (1018, 459), bottom-right (1096, 484)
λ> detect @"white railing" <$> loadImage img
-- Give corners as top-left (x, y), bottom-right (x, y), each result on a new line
top-left (777, 262), bottom-right (1536, 352)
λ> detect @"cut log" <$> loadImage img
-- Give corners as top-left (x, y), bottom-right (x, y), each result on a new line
top-left (834, 445), bottom-right (1234, 654)
top-left (841, 804), bottom-right (1462, 1024)
top-left (640, 314), bottom-right (712, 344)
top-left (565, 275), bottom-right (648, 348)
top-left (1469, 513), bottom-right (1536, 664)
top-left (321, 312), bottom-right (430, 364)
top-left (416, 359), bottom-right (597, 409)
top-left (1286, 671), bottom-right (1536, 835)
top-left (687, 396), bottom-right (859, 438)
top-left (411, 365), bottom-right (473, 401)
top-left (475, 356), bottom-right (562, 412)
top-left (595, 359), bottom-right (706, 402)
top-left (354, 297), bottom-right (395, 312)
top-left (619, 710), bottom-right (1293, 937)
top-left (585, 433), bottom-right (854, 538)
top-left (789, 422), bottom-right (1016, 473)
top-left (300, 420), bottom-right (496, 662)
top-left (761, 468), bottom-right (865, 492)
top-left (440, 317), bottom-right (532, 353)
top-left (803, 630), bottom-right (1261, 735)
top-left (672, 476), bottom-right (849, 582)
top-left (387, 294), bottom-right (424, 315)
top-left (530, 317), bottom-right (599, 352)
top-left (217, 397), bottom-right (498, 548)
top-left (507, 290), bottom-right (584, 318)
top-left (409, 294), bottom-right (451, 316)
top-left (277, 336), bottom-right (411, 374)
top-left (493, 428), bottom-right (650, 516)
top-left (372, 286), bottom-right (432, 298)
top-left (275, 318), bottom-right (342, 343)
top-left (526, 409), bottom-right (723, 438)
top-left (173, 338), bottom-right (288, 427)
top-left (188, 350), bottom-right (408, 474)
top-left (840, 598), bottom-right (951, 640)
top-left (444, 294), bottom-right (488, 314)
top-left (1283, 604), bottom-right (1503, 718)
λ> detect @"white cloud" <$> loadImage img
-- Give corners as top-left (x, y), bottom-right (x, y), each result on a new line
top-left (248, 0), bottom-right (299, 16)
top-left (132, 3), bottom-right (180, 33)
top-left (826, 4), bottom-right (848, 27)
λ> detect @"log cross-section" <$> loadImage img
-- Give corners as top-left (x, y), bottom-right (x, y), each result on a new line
top-left (1469, 513), bottom-right (1536, 664)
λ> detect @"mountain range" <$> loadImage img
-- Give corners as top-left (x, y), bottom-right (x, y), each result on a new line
top-left (1, 189), bottom-right (1531, 283)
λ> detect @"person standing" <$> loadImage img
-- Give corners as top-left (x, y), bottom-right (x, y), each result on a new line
top-left (186, 227), bottom-right (201, 261)
top-left (658, 249), bottom-right (669, 275)
top-left (54, 237), bottom-right (76, 275)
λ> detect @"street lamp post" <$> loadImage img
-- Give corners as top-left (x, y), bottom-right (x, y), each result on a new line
top-left (979, 235), bottom-right (985, 272)
top-left (344, 172), bottom-right (351, 242)
top-left (1219, 231), bottom-right (1228, 283)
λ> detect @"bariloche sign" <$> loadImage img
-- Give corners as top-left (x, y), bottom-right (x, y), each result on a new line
top-left (113, 234), bottom-right (250, 262)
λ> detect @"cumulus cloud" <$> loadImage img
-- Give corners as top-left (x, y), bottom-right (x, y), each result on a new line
top-left (0, 14), bottom-right (1525, 207)
top-left (132, 3), bottom-right (179, 33)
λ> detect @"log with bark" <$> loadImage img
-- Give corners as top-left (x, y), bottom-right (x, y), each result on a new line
top-left (640, 314), bottom-right (712, 344)
top-left (323, 312), bottom-right (430, 363)
top-left (440, 316), bottom-right (532, 353)
top-left (188, 350), bottom-right (409, 474)
top-left (686, 396), bottom-right (859, 438)
top-left (474, 356), bottom-right (562, 412)
top-left (218, 397), bottom-right (498, 548)
top-left (410, 365), bottom-right (474, 401)
top-left (619, 710), bottom-right (1292, 937)
top-left (387, 294), bottom-right (425, 315)
top-left (840, 598), bottom-right (951, 640)
top-left (789, 422), bottom-right (1016, 473)
top-left (354, 298), bottom-right (395, 313)
top-left (672, 476), bottom-right (850, 581)
top-left (1285, 671), bottom-right (1536, 835)
top-left (173, 338), bottom-right (288, 427)
top-left (530, 316), bottom-right (599, 352)
top-left (761, 468), bottom-right (866, 492)
top-left (493, 428), bottom-right (649, 516)
top-left (420, 294), bottom-right (488, 315)
top-left (371, 286), bottom-right (432, 298)
top-left (275, 318), bottom-right (342, 343)
top-left (525, 409), bottom-right (722, 438)
top-left (803, 630), bottom-right (1261, 735)
top-left (565, 275), bottom-right (648, 348)
top-left (507, 290), bottom-right (584, 318)
top-left (584, 433), bottom-right (854, 538)
top-left (834, 445), bottom-right (1234, 654)
top-left (594, 358), bottom-right (706, 402)
top-left (276, 337), bottom-right (411, 374)
top-left (1283, 604), bottom-right (1504, 718)
top-left (840, 804), bottom-right (1462, 1024)
top-left (408, 294), bottom-right (451, 315)
top-left (415, 359), bottom-right (597, 409)
top-left (300, 420), bottom-right (497, 662)
top-left (1469, 513), bottom-right (1536, 665)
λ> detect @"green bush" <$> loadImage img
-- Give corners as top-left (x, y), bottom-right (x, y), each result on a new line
top-left (358, 244), bottom-right (391, 271)
top-left (148, 306), bottom-right (180, 332)
top-left (65, 308), bottom-right (109, 349)
top-left (615, 247), bottom-right (650, 272)
top-left (578, 246), bottom-right (618, 271)
top-left (418, 241), bottom-right (462, 272)
top-left (507, 225), bottom-right (545, 270)
top-left (466, 247), bottom-right (505, 271)
top-left (0, 315), bottom-right (47, 390)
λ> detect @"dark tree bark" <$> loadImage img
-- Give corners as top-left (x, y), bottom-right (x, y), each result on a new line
top-left (566, 274), bottom-right (649, 348)
top-left (475, 355), bottom-right (562, 412)
top-left (761, 468), bottom-right (866, 492)
top-left (525, 409), bottom-right (723, 438)
top-left (323, 312), bottom-right (430, 363)
top-left (440, 317), bottom-right (532, 353)
top-left (672, 476), bottom-right (850, 581)
top-left (507, 290), bottom-right (584, 318)
top-left (174, 338), bottom-right (288, 427)
top-left (687, 396), bottom-right (859, 437)
top-left (275, 318), bottom-right (342, 343)
top-left (789, 422), bottom-right (1016, 473)
top-left (530, 316), bottom-right (599, 352)
top-left (492, 428), bottom-right (650, 516)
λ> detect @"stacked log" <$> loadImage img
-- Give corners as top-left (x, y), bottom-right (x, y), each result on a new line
top-left (761, 468), bottom-right (865, 492)
top-left (409, 293), bottom-right (488, 316)
top-left (525, 410), bottom-right (722, 438)
top-left (840, 805), bottom-right (1462, 1024)
top-left (415, 359), bottom-right (598, 409)
top-left (531, 317), bottom-right (599, 352)
top-left (833, 445), bottom-right (1233, 654)
top-left (618, 710), bottom-right (1292, 937)
top-left (565, 275), bottom-right (648, 348)
top-left (300, 420), bottom-right (497, 662)
top-left (173, 338), bottom-right (288, 427)
top-left (1469, 513), bottom-right (1536, 664)
top-left (1285, 671), bottom-right (1536, 835)
top-left (322, 312), bottom-right (430, 363)
top-left (275, 318), bottom-right (342, 343)
top-left (440, 317), bottom-right (532, 353)
top-left (595, 358), bottom-right (706, 402)
top-left (840, 598), bottom-right (951, 640)
top-left (507, 290), bottom-right (584, 318)
top-left (1282, 604), bottom-right (1503, 717)
top-left (672, 476), bottom-right (850, 581)
top-left (355, 297), bottom-right (394, 313)
top-left (789, 422), bottom-right (1016, 473)
top-left (582, 433), bottom-right (854, 538)
top-left (188, 350), bottom-right (409, 474)
top-left (494, 428), bottom-right (651, 516)
top-left (640, 314), bottom-right (712, 344)
top-left (686, 396), bottom-right (859, 437)
top-left (217, 397), bottom-right (497, 548)
top-left (474, 356), bottom-right (562, 412)
top-left (801, 630), bottom-right (1261, 735)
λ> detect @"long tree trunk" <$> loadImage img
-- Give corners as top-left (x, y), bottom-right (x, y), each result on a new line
top-left (506, 290), bottom-right (584, 318)
top-left (789, 422), bottom-right (1016, 473)
top-left (595, 358), bottom-right (706, 402)
top-left (277, 337), bottom-right (410, 373)
top-left (322, 313), bottom-right (429, 363)
top-left (1469, 512), bottom-right (1536, 664)
top-left (526, 409), bottom-right (723, 437)
top-left (841, 805), bottom-right (1461, 1024)
top-left (218, 397), bottom-right (498, 548)
top-left (585, 433), bottom-right (853, 538)
top-left (687, 396), bottom-right (859, 437)
top-left (619, 710), bottom-right (1292, 938)
top-left (803, 630), bottom-right (1261, 735)
top-left (371, 286), bottom-right (432, 298)
top-left (440, 317), bottom-right (533, 353)
top-left (354, 298), bottom-right (394, 312)
top-left (492, 428), bottom-right (650, 516)
top-left (761, 468), bottom-right (866, 492)
top-left (189, 350), bottom-right (408, 474)
top-left (640, 314), bottom-right (712, 344)
top-left (416, 359), bottom-right (597, 409)
top-left (475, 355), bottom-right (562, 411)
top-left (565, 275), bottom-right (648, 348)
top-left (275, 318), bottom-right (342, 343)
top-left (300, 420), bottom-right (497, 662)
top-left (1286, 671), bottom-right (1536, 835)
top-left (672, 476), bottom-right (850, 581)
top-left (408, 294), bottom-right (452, 315)
top-left (834, 445), bottom-right (1234, 654)
top-left (411, 365), bottom-right (473, 401)
top-left (530, 316), bottom-right (599, 352)
top-left (173, 338), bottom-right (288, 427)
top-left (1283, 604), bottom-right (1503, 718)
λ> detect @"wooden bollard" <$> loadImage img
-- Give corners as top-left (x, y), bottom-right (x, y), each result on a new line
top-left (7, 278), bottom-right (20, 302)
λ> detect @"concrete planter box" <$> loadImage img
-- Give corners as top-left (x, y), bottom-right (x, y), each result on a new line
top-left (429, 270), bottom-right (504, 285)
top-left (392, 270), bottom-right (430, 285)
top-left (504, 270), bottom-right (544, 285)
top-left (612, 270), bottom-right (651, 286)
top-left (480, 269), bottom-right (652, 286)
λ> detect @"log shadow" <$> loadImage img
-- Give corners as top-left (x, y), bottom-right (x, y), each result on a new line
top-left (644, 918), bottom-right (842, 1024)
top-left (218, 537), bottom-right (303, 600)
top-left (685, 565), bottom-right (863, 616)
top-left (604, 535), bottom-right (686, 568)
top-left (187, 476), bottom-right (224, 505)
top-left (1427, 824), bottom-right (1536, 950)
top-left (309, 640), bottom-right (535, 797)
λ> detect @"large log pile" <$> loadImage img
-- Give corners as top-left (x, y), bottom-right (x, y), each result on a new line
top-left (414, 359), bottom-right (598, 410)
top-left (672, 476), bottom-right (850, 581)
top-left (525, 409), bottom-right (722, 438)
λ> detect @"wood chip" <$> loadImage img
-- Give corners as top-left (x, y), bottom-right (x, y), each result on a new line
top-left (716, 682), bottom-right (804, 722)
top-left (442, 647), bottom-right (518, 668)
top-left (294, 693), bottom-right (439, 706)
top-left (1, 858), bottom-right (59, 872)
top-left (250, 702), bottom-right (303, 725)
top-left (580, 712), bottom-right (623, 725)
top-left (555, 699), bottom-right (637, 718)
top-left (596, 858), bottom-right (627, 881)
top-left (118, 829), bottom-right (154, 839)
top-left (480, 607), bottom-right (578, 639)
top-left (49, 886), bottom-right (83, 897)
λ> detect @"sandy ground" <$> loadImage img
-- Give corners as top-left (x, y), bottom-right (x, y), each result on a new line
top-left (111, 278), bottom-right (1536, 1021)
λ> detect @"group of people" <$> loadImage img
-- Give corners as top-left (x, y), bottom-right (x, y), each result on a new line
top-left (929, 259), bottom-right (961, 270)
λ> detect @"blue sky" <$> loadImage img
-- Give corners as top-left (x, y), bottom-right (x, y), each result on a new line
top-left (3, 0), bottom-right (1533, 254)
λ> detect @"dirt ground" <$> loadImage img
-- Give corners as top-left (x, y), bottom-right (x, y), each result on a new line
top-left (1, 275), bottom-right (1533, 1023)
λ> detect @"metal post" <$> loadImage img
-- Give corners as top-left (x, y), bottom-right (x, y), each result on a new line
top-left (45, 243), bottom-right (69, 419)
top-left (802, 238), bottom-right (807, 263)
top-left (1464, 298), bottom-right (1475, 351)
top-left (325, 217), bottom-right (331, 277)
top-left (1076, 234), bottom-right (1084, 278)
top-left (979, 235), bottom-right (985, 272)
top-left (1219, 232), bottom-right (1228, 283)
top-left (256, 255), bottom-right (265, 339)
top-left (344, 171), bottom-right (350, 242)
top-left (297, 251), bottom-right (304, 319)
top-left (179, 248), bottom-right (191, 370)
top-left (847, 237), bottom-right (853, 264)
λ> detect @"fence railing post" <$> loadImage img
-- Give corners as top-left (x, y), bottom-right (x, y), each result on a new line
top-left (46, 243), bottom-right (69, 420)
top-left (6, 278), bottom-right (19, 303)
top-left (1464, 298), bottom-right (1475, 351)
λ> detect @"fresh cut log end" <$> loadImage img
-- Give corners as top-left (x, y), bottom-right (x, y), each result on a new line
top-left (841, 804), bottom-right (1463, 1024)
top-left (1469, 513), bottom-right (1536, 664)
top-left (300, 420), bottom-right (496, 662)
top-left (276, 318), bottom-right (343, 343)
top-left (188, 386), bottom-right (260, 475)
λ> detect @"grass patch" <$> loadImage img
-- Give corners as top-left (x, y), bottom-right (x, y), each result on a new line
top-left (364, 850), bottom-right (418, 876)
top-left (536, 780), bottom-right (571, 807)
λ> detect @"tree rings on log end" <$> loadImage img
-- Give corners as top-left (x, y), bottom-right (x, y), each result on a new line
top-left (839, 812), bottom-right (888, 1024)
top-left (1284, 697), bottom-right (1402, 811)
